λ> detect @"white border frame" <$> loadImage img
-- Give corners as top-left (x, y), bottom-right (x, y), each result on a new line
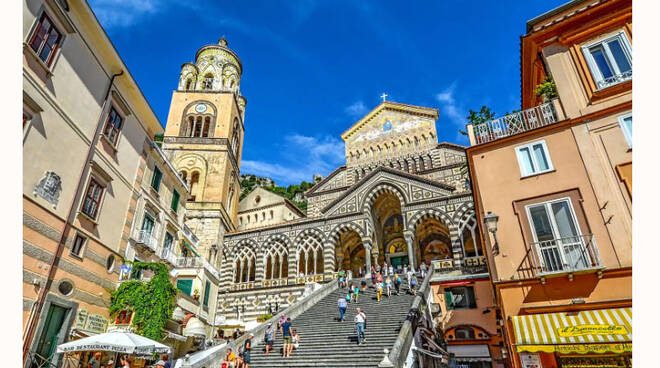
top-left (581, 30), bottom-right (632, 90)
top-left (515, 139), bottom-right (554, 177)
top-left (618, 113), bottom-right (633, 148)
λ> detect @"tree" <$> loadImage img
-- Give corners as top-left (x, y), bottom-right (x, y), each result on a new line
top-left (463, 106), bottom-right (496, 133)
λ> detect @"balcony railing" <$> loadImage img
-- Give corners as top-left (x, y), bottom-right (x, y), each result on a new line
top-left (159, 247), bottom-right (178, 266)
top-left (597, 70), bottom-right (632, 90)
top-left (182, 224), bottom-right (200, 248)
top-left (472, 101), bottom-right (558, 145)
top-left (133, 230), bottom-right (158, 252)
top-left (515, 234), bottom-right (602, 279)
top-left (175, 256), bottom-right (220, 280)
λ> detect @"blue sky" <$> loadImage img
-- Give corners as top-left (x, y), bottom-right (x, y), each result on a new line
top-left (90, 0), bottom-right (566, 186)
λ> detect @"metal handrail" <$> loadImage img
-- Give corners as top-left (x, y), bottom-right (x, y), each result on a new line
top-left (530, 234), bottom-right (602, 275)
top-left (133, 229), bottom-right (158, 251)
top-left (597, 70), bottom-right (632, 90)
top-left (472, 101), bottom-right (558, 144)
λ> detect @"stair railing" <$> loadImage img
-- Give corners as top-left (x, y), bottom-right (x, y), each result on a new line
top-left (379, 265), bottom-right (435, 368)
top-left (177, 278), bottom-right (339, 368)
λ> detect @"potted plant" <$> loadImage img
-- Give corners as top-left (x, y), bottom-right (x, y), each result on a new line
top-left (535, 74), bottom-right (558, 102)
top-left (192, 288), bottom-right (200, 300)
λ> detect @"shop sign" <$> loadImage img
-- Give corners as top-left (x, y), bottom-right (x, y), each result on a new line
top-left (520, 352), bottom-right (542, 368)
top-left (518, 343), bottom-right (632, 354)
top-left (84, 314), bottom-right (108, 334)
top-left (557, 324), bottom-right (627, 337)
top-left (76, 309), bottom-right (89, 329)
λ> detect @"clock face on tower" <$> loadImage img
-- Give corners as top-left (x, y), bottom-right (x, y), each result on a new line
top-left (195, 104), bottom-right (207, 113)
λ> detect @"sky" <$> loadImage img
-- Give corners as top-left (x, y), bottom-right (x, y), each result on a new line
top-left (89, 0), bottom-right (567, 186)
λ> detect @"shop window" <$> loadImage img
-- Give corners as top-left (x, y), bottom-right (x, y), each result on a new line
top-left (582, 31), bottom-right (632, 90)
top-left (445, 286), bottom-right (476, 310)
top-left (28, 13), bottom-right (62, 66)
top-left (515, 140), bottom-right (553, 177)
top-left (102, 107), bottom-right (123, 146)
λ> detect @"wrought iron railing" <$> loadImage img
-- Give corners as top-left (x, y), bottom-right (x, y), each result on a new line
top-left (514, 234), bottom-right (602, 279)
top-left (182, 224), bottom-right (200, 248)
top-left (597, 70), bottom-right (632, 90)
top-left (133, 229), bottom-right (158, 252)
top-left (175, 256), bottom-right (220, 280)
top-left (159, 247), bottom-right (178, 265)
top-left (472, 101), bottom-right (558, 145)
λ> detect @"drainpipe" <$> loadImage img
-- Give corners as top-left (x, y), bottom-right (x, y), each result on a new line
top-left (23, 70), bottom-right (124, 362)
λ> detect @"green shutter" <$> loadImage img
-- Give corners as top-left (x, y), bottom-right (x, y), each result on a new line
top-left (203, 281), bottom-right (211, 307)
top-left (176, 279), bottom-right (193, 295)
top-left (444, 290), bottom-right (454, 310)
top-left (468, 287), bottom-right (477, 308)
top-left (151, 167), bottom-right (162, 191)
top-left (171, 190), bottom-right (180, 211)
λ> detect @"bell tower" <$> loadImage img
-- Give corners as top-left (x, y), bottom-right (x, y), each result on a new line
top-left (162, 37), bottom-right (246, 264)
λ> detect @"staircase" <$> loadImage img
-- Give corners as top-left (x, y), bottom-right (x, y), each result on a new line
top-left (247, 280), bottom-right (416, 367)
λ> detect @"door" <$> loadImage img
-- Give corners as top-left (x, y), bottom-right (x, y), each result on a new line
top-left (31, 304), bottom-right (68, 368)
top-left (527, 198), bottom-right (585, 272)
top-left (141, 214), bottom-right (154, 235)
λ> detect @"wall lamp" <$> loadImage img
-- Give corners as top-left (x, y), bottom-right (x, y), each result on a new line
top-left (483, 211), bottom-right (499, 255)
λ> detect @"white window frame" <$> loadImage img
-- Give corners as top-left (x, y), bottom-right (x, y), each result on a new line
top-left (515, 140), bottom-right (554, 177)
top-left (618, 113), bottom-right (632, 148)
top-left (581, 31), bottom-right (632, 90)
top-left (70, 233), bottom-right (88, 259)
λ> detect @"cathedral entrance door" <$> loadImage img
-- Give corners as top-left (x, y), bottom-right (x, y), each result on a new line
top-left (387, 253), bottom-right (409, 273)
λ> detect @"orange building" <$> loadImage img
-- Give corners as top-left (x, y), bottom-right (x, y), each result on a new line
top-left (465, 1), bottom-right (632, 367)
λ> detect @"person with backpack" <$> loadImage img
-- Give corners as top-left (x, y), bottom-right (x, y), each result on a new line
top-left (410, 276), bottom-right (418, 295)
top-left (394, 273), bottom-right (402, 295)
top-left (264, 323), bottom-right (276, 355)
top-left (353, 283), bottom-right (360, 303)
top-left (338, 294), bottom-right (348, 321)
top-left (243, 333), bottom-right (253, 367)
top-left (354, 308), bottom-right (367, 345)
top-left (281, 317), bottom-right (293, 358)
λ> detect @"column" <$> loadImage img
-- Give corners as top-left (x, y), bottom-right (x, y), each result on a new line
top-left (363, 240), bottom-right (372, 279)
top-left (405, 232), bottom-right (416, 272)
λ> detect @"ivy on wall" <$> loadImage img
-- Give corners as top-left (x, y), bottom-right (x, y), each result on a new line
top-left (109, 262), bottom-right (177, 341)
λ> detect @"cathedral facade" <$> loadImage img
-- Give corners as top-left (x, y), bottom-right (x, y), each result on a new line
top-left (162, 39), bottom-right (479, 322)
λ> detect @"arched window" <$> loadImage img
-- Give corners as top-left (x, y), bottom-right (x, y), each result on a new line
top-left (202, 117), bottom-right (211, 137)
top-left (454, 326), bottom-right (476, 340)
top-left (189, 171), bottom-right (200, 202)
top-left (233, 247), bottom-right (256, 283)
top-left (202, 74), bottom-right (214, 90)
top-left (192, 116), bottom-right (203, 137)
top-left (179, 171), bottom-right (187, 182)
top-left (270, 210), bottom-right (274, 220)
top-left (226, 187), bottom-right (234, 213)
top-left (230, 120), bottom-right (241, 158)
top-left (264, 240), bottom-right (288, 280)
top-left (459, 213), bottom-right (482, 258)
top-left (297, 233), bottom-right (324, 275)
top-left (185, 79), bottom-right (192, 90)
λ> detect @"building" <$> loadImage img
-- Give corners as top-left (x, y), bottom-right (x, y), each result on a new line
top-left (237, 187), bottom-right (306, 231)
top-left (22, 0), bottom-right (163, 366)
top-left (465, 1), bottom-right (632, 367)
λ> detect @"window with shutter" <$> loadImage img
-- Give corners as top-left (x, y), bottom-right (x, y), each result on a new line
top-left (203, 281), bottom-right (211, 307)
top-left (176, 279), bottom-right (193, 296)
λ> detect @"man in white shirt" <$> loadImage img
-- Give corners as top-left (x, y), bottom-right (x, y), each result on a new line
top-left (354, 307), bottom-right (367, 345)
top-left (406, 269), bottom-right (414, 289)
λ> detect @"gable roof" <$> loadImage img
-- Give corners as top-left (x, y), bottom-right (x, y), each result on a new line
top-left (238, 187), bottom-right (306, 218)
top-left (341, 101), bottom-right (438, 142)
top-left (304, 166), bottom-right (347, 196)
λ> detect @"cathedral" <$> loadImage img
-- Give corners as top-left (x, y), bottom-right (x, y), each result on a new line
top-left (162, 38), bottom-right (478, 322)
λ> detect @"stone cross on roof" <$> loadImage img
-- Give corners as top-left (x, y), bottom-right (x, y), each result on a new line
top-left (380, 93), bottom-right (388, 102)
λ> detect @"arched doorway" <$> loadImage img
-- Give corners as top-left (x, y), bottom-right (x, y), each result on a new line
top-left (414, 217), bottom-right (452, 266)
top-left (334, 229), bottom-right (365, 276)
top-left (370, 191), bottom-right (408, 269)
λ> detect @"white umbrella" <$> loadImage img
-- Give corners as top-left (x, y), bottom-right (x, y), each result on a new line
top-left (56, 330), bottom-right (171, 355)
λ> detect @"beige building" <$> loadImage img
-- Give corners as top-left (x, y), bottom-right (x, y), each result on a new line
top-left (237, 187), bottom-right (305, 231)
top-left (22, 0), bottom-right (164, 366)
top-left (466, 1), bottom-right (632, 367)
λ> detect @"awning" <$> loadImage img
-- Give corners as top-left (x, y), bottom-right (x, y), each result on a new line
top-left (439, 281), bottom-right (472, 287)
top-left (448, 344), bottom-right (491, 362)
top-left (512, 307), bottom-right (632, 354)
top-left (182, 239), bottom-right (200, 257)
top-left (163, 331), bottom-right (187, 342)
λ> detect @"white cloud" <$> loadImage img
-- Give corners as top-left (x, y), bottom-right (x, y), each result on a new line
top-left (242, 134), bottom-right (345, 185)
top-left (345, 100), bottom-right (368, 118)
top-left (435, 83), bottom-right (465, 127)
top-left (89, 0), bottom-right (163, 28)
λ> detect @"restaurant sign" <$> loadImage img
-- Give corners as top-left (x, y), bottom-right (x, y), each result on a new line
top-left (75, 309), bottom-right (108, 334)
top-left (518, 343), bottom-right (632, 354)
top-left (557, 324), bottom-right (627, 337)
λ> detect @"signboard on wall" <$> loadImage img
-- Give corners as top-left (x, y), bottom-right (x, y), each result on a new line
top-left (76, 309), bottom-right (89, 329)
top-left (520, 353), bottom-right (543, 368)
top-left (85, 314), bottom-right (109, 334)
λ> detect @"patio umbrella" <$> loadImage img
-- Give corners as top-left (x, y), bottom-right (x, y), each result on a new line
top-left (56, 330), bottom-right (171, 355)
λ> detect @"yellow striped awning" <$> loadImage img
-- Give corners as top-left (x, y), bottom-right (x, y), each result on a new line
top-left (512, 307), bottom-right (632, 351)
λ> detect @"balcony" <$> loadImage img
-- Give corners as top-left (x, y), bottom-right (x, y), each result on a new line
top-left (597, 70), bottom-right (632, 90)
top-left (181, 224), bottom-right (200, 249)
top-left (470, 100), bottom-right (560, 145)
top-left (175, 256), bottom-right (220, 280)
top-left (515, 234), bottom-right (603, 279)
top-left (158, 247), bottom-right (178, 266)
top-left (132, 230), bottom-right (159, 252)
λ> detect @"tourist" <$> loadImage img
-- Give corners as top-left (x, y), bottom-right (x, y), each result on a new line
top-left (291, 329), bottom-right (301, 350)
top-left (385, 277), bottom-right (393, 298)
top-left (223, 348), bottom-right (237, 368)
top-left (420, 262), bottom-right (428, 278)
top-left (394, 273), bottom-right (402, 295)
top-left (277, 314), bottom-right (287, 330)
top-left (120, 356), bottom-right (131, 368)
top-left (349, 283), bottom-right (355, 302)
top-left (338, 293), bottom-right (348, 321)
top-left (410, 276), bottom-right (418, 295)
top-left (264, 322), bottom-right (276, 355)
top-left (105, 359), bottom-right (114, 368)
top-left (243, 333), bottom-right (253, 368)
top-left (354, 282), bottom-right (360, 303)
top-left (354, 307), bottom-right (367, 345)
top-left (347, 269), bottom-right (353, 282)
top-left (88, 352), bottom-right (101, 368)
top-left (376, 281), bottom-right (383, 302)
top-left (382, 262), bottom-right (388, 276)
top-left (237, 347), bottom-right (244, 368)
top-left (388, 264), bottom-right (394, 275)
top-left (154, 360), bottom-right (166, 368)
top-left (281, 317), bottom-right (293, 358)
top-left (403, 264), bottom-right (408, 274)
top-left (406, 268), bottom-right (414, 289)
top-left (161, 354), bottom-right (171, 368)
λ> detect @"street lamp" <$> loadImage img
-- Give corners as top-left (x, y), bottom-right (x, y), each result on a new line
top-left (483, 211), bottom-right (499, 254)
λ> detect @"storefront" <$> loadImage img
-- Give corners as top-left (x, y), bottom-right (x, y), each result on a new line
top-left (447, 344), bottom-right (492, 368)
top-left (511, 307), bottom-right (632, 368)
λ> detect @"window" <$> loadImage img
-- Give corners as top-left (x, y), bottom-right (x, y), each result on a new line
top-left (141, 214), bottom-right (154, 235)
top-left (81, 178), bottom-right (104, 219)
top-left (454, 326), bottom-right (476, 340)
top-left (618, 113), bottom-right (632, 148)
top-left (202, 74), bottom-right (214, 90)
top-left (58, 280), bottom-right (74, 296)
top-left (444, 286), bottom-right (476, 310)
top-left (102, 107), bottom-right (123, 146)
top-left (106, 255), bottom-right (116, 273)
top-left (151, 166), bottom-right (162, 192)
top-left (515, 140), bottom-right (553, 177)
top-left (203, 280), bottom-right (211, 307)
top-left (28, 13), bottom-right (62, 66)
top-left (71, 234), bottom-right (86, 258)
top-left (176, 279), bottom-right (193, 296)
top-left (582, 32), bottom-right (632, 90)
top-left (171, 190), bottom-right (180, 212)
top-left (163, 232), bottom-right (174, 255)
